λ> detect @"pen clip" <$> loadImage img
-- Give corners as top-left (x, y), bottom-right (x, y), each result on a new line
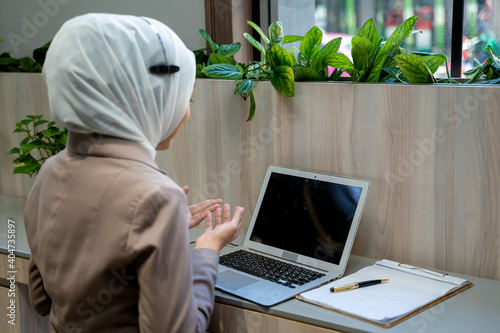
top-left (398, 263), bottom-right (448, 278)
top-left (331, 283), bottom-right (357, 292)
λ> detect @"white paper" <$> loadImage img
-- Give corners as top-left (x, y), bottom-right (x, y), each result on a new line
top-left (298, 260), bottom-right (469, 323)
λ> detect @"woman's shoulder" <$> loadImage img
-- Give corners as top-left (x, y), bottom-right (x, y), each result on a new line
top-left (113, 160), bottom-right (184, 199)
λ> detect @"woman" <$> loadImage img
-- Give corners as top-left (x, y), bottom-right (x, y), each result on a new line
top-left (24, 13), bottom-right (244, 332)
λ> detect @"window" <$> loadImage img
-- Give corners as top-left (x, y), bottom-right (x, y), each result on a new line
top-left (268, 0), bottom-right (499, 78)
top-left (463, 0), bottom-right (500, 74)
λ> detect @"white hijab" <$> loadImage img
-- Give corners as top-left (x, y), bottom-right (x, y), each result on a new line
top-left (42, 13), bottom-right (195, 159)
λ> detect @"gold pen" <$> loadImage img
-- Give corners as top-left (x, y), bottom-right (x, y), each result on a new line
top-left (330, 279), bottom-right (389, 292)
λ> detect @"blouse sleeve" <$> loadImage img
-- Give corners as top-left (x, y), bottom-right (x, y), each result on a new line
top-left (129, 185), bottom-right (219, 333)
top-left (28, 259), bottom-right (52, 316)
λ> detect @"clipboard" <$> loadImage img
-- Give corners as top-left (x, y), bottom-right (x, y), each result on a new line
top-left (296, 260), bottom-right (473, 328)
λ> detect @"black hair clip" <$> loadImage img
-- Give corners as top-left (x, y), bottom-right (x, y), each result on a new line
top-left (149, 65), bottom-right (180, 75)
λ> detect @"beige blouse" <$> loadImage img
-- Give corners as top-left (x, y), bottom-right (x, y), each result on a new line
top-left (24, 132), bottom-right (219, 332)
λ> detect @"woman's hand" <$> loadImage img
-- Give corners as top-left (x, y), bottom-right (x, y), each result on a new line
top-left (183, 186), bottom-right (222, 229)
top-left (194, 204), bottom-right (244, 253)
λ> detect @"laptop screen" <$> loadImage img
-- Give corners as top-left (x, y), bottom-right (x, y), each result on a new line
top-left (249, 172), bottom-right (363, 265)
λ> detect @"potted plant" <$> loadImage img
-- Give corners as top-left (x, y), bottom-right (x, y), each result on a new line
top-left (7, 115), bottom-right (67, 176)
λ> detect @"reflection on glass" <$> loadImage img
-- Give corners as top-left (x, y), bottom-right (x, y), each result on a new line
top-left (249, 172), bottom-right (362, 265)
top-left (314, 0), bottom-right (499, 77)
top-left (462, 0), bottom-right (499, 75)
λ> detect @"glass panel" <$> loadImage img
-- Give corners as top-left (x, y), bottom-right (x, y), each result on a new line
top-left (462, 0), bottom-right (500, 76)
top-left (314, 0), bottom-right (454, 77)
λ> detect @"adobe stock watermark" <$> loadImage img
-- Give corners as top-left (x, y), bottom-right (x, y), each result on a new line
top-left (385, 88), bottom-right (494, 187)
top-left (6, 0), bottom-right (73, 54)
top-left (397, 286), bottom-right (459, 333)
top-left (63, 267), bottom-right (136, 332)
top-left (187, 111), bottom-right (295, 203)
top-left (236, 309), bottom-right (264, 333)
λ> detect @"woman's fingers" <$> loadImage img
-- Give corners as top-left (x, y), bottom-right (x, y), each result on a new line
top-left (215, 207), bottom-right (222, 226)
top-left (204, 210), bottom-right (213, 232)
top-left (224, 203), bottom-right (231, 223)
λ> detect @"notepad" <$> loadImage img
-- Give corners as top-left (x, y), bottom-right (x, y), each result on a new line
top-left (297, 259), bottom-right (473, 328)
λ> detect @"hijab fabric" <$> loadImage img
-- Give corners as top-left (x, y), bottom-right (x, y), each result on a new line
top-left (42, 13), bottom-right (195, 159)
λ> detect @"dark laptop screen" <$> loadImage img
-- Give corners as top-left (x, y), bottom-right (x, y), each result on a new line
top-left (249, 172), bottom-right (362, 265)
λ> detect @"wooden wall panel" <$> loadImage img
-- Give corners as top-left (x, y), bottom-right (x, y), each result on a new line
top-left (0, 74), bottom-right (52, 198)
top-left (209, 303), bottom-right (342, 333)
top-left (1, 74), bottom-right (499, 281)
top-left (162, 80), bottom-right (500, 281)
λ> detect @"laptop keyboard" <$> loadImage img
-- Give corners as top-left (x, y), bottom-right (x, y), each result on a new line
top-left (219, 249), bottom-right (326, 288)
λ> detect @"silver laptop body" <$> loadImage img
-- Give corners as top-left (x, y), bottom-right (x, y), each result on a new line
top-left (216, 165), bottom-right (370, 306)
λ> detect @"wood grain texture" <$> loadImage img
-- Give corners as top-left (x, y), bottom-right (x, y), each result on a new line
top-left (0, 73), bottom-right (52, 198)
top-left (208, 302), bottom-right (342, 333)
top-left (162, 79), bottom-right (500, 281)
top-left (1, 74), bottom-right (499, 281)
top-left (0, 254), bottom-right (30, 284)
top-left (1, 286), bottom-right (21, 333)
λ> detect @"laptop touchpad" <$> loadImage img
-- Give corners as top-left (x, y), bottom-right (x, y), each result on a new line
top-left (218, 271), bottom-right (259, 290)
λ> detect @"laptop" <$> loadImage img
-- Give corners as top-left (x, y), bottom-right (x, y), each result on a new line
top-left (216, 165), bottom-right (370, 306)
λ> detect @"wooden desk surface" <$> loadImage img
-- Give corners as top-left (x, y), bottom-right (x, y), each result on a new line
top-left (208, 253), bottom-right (500, 333)
top-left (2, 196), bottom-right (500, 333)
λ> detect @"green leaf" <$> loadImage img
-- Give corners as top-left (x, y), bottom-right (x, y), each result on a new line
top-left (323, 53), bottom-right (354, 69)
top-left (20, 119), bottom-right (33, 126)
top-left (294, 67), bottom-right (323, 81)
top-left (193, 48), bottom-right (209, 65)
top-left (246, 91), bottom-right (256, 121)
top-left (217, 42), bottom-right (241, 57)
top-left (357, 18), bottom-right (379, 46)
top-left (300, 26), bottom-right (323, 63)
top-left (0, 57), bottom-right (20, 67)
top-left (351, 36), bottom-right (373, 71)
top-left (367, 16), bottom-right (417, 82)
top-left (386, 16), bottom-right (418, 49)
top-left (20, 137), bottom-right (30, 146)
top-left (208, 53), bottom-right (233, 65)
top-left (328, 68), bottom-right (342, 81)
top-left (269, 21), bottom-right (284, 47)
top-left (266, 44), bottom-right (295, 69)
top-left (34, 119), bottom-right (49, 126)
top-left (7, 147), bottom-right (20, 155)
top-left (15, 122), bottom-right (22, 128)
top-left (475, 77), bottom-right (500, 84)
top-left (55, 132), bottom-right (68, 146)
top-left (412, 53), bottom-right (446, 74)
top-left (199, 29), bottom-right (219, 52)
top-left (486, 45), bottom-right (500, 67)
top-left (202, 64), bottom-right (243, 79)
top-left (464, 66), bottom-right (481, 78)
top-left (21, 142), bottom-right (41, 154)
top-left (357, 19), bottom-right (380, 59)
top-left (27, 115), bottom-right (43, 120)
top-left (244, 33), bottom-right (266, 55)
top-left (283, 35), bottom-right (304, 44)
top-left (247, 21), bottom-right (270, 45)
top-left (234, 79), bottom-right (256, 95)
top-left (196, 64), bottom-right (207, 78)
top-left (13, 162), bottom-right (40, 175)
top-left (383, 46), bottom-right (403, 68)
top-left (394, 53), bottom-right (435, 83)
top-left (41, 129), bottom-right (58, 138)
top-left (296, 53), bottom-right (308, 67)
top-left (310, 37), bottom-right (342, 72)
top-left (13, 128), bottom-right (26, 133)
top-left (32, 41), bottom-right (50, 66)
top-left (20, 57), bottom-right (36, 72)
top-left (271, 65), bottom-right (294, 97)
